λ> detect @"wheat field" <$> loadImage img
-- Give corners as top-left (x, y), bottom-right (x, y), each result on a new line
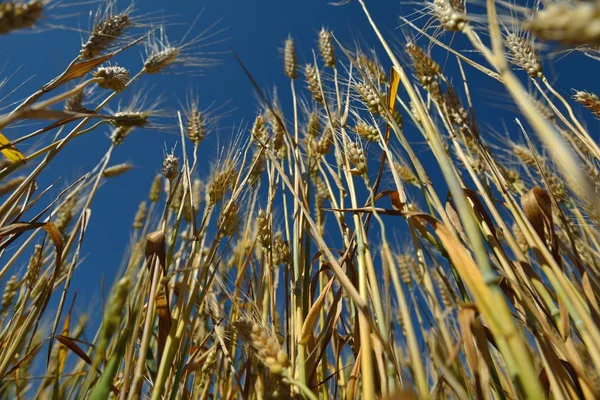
top-left (1, 0), bottom-right (600, 399)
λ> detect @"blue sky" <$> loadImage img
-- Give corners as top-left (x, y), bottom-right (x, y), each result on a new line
top-left (1, 0), bottom-right (599, 325)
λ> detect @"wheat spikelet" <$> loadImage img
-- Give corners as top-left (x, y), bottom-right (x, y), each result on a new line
top-left (234, 318), bottom-right (290, 375)
top-left (251, 114), bottom-right (269, 144)
top-left (432, 0), bottom-right (467, 32)
top-left (306, 111), bottom-right (321, 138)
top-left (133, 201), bottom-right (147, 230)
top-left (304, 64), bottom-right (324, 104)
top-left (397, 254), bottom-right (414, 285)
top-left (109, 127), bottom-right (133, 146)
top-left (218, 201), bottom-right (240, 236)
top-left (207, 161), bottom-right (236, 205)
top-left (81, 12), bottom-right (131, 58)
top-left (433, 271), bottom-right (454, 308)
top-left (357, 53), bottom-right (386, 85)
top-left (273, 233), bottom-right (291, 266)
top-left (256, 210), bottom-right (271, 249)
top-left (284, 36), bottom-right (298, 79)
top-left (249, 150), bottom-right (266, 185)
top-left (443, 86), bottom-right (471, 133)
top-left (266, 109), bottom-right (287, 158)
top-left (347, 141), bottom-right (367, 176)
top-left (162, 152), bottom-right (179, 181)
top-left (395, 163), bottom-right (418, 186)
top-left (505, 33), bottom-right (543, 77)
top-left (183, 179), bottom-right (202, 222)
top-left (103, 162), bottom-right (132, 178)
top-left (149, 174), bottom-right (162, 203)
top-left (512, 144), bottom-right (537, 165)
top-left (145, 47), bottom-right (180, 74)
top-left (500, 166), bottom-right (525, 192)
top-left (170, 183), bottom-right (184, 217)
top-left (102, 276), bottom-right (131, 340)
top-left (318, 28), bottom-right (336, 67)
top-left (406, 42), bottom-right (442, 99)
top-left (186, 108), bottom-right (205, 145)
top-left (356, 82), bottom-right (384, 115)
top-left (526, 2), bottom-right (600, 46)
top-left (0, 0), bottom-right (44, 35)
top-left (353, 121), bottom-right (379, 142)
top-left (512, 222), bottom-right (529, 252)
top-left (1, 275), bottom-right (19, 311)
top-left (573, 90), bottom-right (600, 118)
top-left (528, 95), bottom-right (555, 120)
top-left (0, 176), bottom-right (25, 196)
top-left (110, 111), bottom-right (150, 128)
top-left (64, 91), bottom-right (88, 113)
top-left (93, 65), bottom-right (130, 91)
top-left (545, 170), bottom-right (567, 201)
top-left (56, 194), bottom-right (77, 233)
top-left (26, 244), bottom-right (42, 289)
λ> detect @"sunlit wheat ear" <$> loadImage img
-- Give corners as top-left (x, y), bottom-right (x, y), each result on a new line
top-left (318, 28), bottom-right (336, 67)
top-left (109, 90), bottom-right (166, 131)
top-left (355, 81), bottom-right (385, 115)
top-left (110, 126), bottom-right (132, 146)
top-left (133, 201), bottom-right (147, 230)
top-left (250, 114), bottom-right (269, 144)
top-left (0, 0), bottom-right (44, 35)
top-left (306, 110), bottom-right (321, 138)
top-left (526, 1), bottom-right (600, 46)
top-left (357, 52), bottom-right (387, 86)
top-left (169, 180), bottom-right (183, 212)
top-left (218, 200), bottom-right (240, 237)
top-left (512, 143), bottom-right (537, 166)
top-left (207, 159), bottom-right (237, 206)
top-left (80, 2), bottom-right (132, 59)
top-left (528, 94), bottom-right (555, 120)
top-left (443, 86), bottom-right (468, 126)
top-left (283, 36), bottom-right (298, 79)
top-left (183, 178), bottom-right (202, 222)
top-left (234, 318), bottom-right (290, 375)
top-left (346, 140), bottom-right (368, 177)
top-left (573, 90), bottom-right (600, 118)
top-left (256, 209), bottom-right (271, 249)
top-left (0, 176), bottom-right (25, 196)
top-left (352, 119), bottom-right (379, 142)
top-left (500, 166), bottom-right (526, 192)
top-left (314, 176), bottom-right (329, 226)
top-left (431, 0), bottom-right (468, 32)
top-left (304, 64), bottom-right (324, 104)
top-left (395, 161), bottom-right (418, 186)
top-left (101, 276), bottom-right (131, 340)
top-left (102, 162), bottom-right (132, 178)
top-left (55, 193), bottom-right (77, 233)
top-left (272, 232), bottom-right (291, 266)
top-left (248, 150), bottom-right (266, 185)
top-left (265, 108), bottom-right (287, 159)
top-left (149, 174), bottom-right (162, 203)
top-left (406, 42), bottom-right (442, 99)
top-left (1, 274), bottom-right (19, 312)
top-left (181, 91), bottom-right (231, 147)
top-left (143, 16), bottom-right (225, 75)
top-left (504, 32), bottom-right (543, 78)
top-left (93, 65), bottom-right (130, 92)
top-left (26, 244), bottom-right (42, 289)
top-left (162, 150), bottom-right (179, 182)
top-left (63, 89), bottom-right (89, 113)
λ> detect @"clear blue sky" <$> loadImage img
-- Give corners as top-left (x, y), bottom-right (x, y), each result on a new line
top-left (1, 0), bottom-right (598, 322)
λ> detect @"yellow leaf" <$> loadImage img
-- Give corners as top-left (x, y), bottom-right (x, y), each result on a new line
top-left (0, 131), bottom-right (25, 163)
top-left (387, 67), bottom-right (400, 113)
